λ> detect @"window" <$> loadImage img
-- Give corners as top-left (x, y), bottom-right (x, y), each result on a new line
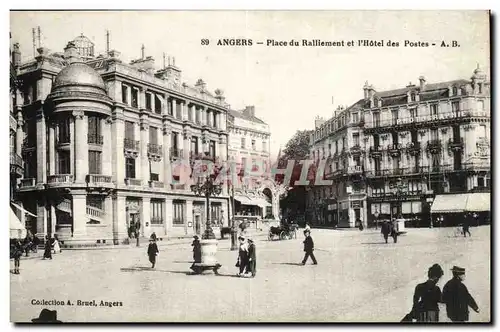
top-left (374, 159), bottom-right (381, 174)
top-left (145, 92), bottom-right (152, 110)
top-left (478, 100), bottom-right (485, 111)
top-left (171, 132), bottom-right (179, 150)
top-left (391, 109), bottom-right (399, 125)
top-left (57, 150), bottom-right (70, 174)
top-left (173, 200), bottom-right (185, 225)
top-left (452, 101), bottom-right (460, 114)
top-left (151, 199), bottom-right (164, 224)
top-left (131, 88), bottom-right (138, 108)
top-left (478, 83), bottom-right (483, 94)
top-left (125, 157), bottom-right (136, 178)
top-left (241, 137), bottom-right (246, 149)
top-left (328, 143), bottom-right (331, 156)
top-left (373, 134), bottom-right (380, 147)
top-left (392, 132), bottom-right (398, 145)
top-left (452, 86), bottom-right (458, 96)
top-left (149, 127), bottom-right (158, 145)
top-left (477, 177), bottom-right (484, 188)
top-left (88, 151), bottom-right (102, 174)
top-left (88, 115), bottom-right (101, 144)
top-left (87, 195), bottom-right (103, 209)
top-left (342, 137), bottom-right (346, 150)
top-left (335, 141), bottom-right (338, 153)
top-left (150, 172), bottom-right (159, 181)
top-left (262, 141), bottom-right (267, 152)
top-left (410, 93), bottom-right (416, 102)
top-left (168, 100), bottom-right (173, 116)
top-left (209, 140), bottom-right (216, 157)
top-left (430, 104), bottom-right (438, 117)
top-left (213, 112), bottom-right (217, 128)
top-left (431, 128), bottom-right (438, 140)
top-left (392, 156), bottom-right (400, 171)
top-left (372, 182), bottom-right (384, 196)
top-left (125, 121), bottom-right (135, 140)
top-left (58, 118), bottom-right (70, 144)
top-left (352, 112), bottom-right (359, 123)
top-left (354, 155), bottom-right (361, 166)
top-left (191, 136), bottom-right (199, 155)
top-left (409, 108), bottom-right (418, 119)
top-left (373, 112), bottom-right (380, 127)
top-left (251, 139), bottom-right (256, 151)
top-left (154, 95), bottom-right (162, 114)
top-left (211, 203), bottom-right (222, 223)
top-left (10, 131), bottom-right (15, 154)
top-left (431, 154), bottom-right (440, 170)
top-left (353, 133), bottom-right (360, 146)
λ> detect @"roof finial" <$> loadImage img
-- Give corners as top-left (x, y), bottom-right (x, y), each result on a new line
top-left (173, 57), bottom-right (176, 66)
top-left (141, 44), bottom-right (145, 59)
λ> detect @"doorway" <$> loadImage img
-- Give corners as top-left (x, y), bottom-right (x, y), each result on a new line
top-left (194, 214), bottom-right (201, 235)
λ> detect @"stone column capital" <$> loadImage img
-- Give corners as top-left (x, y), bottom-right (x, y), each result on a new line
top-left (72, 110), bottom-right (85, 119)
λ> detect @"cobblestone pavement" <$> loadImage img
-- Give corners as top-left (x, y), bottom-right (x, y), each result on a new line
top-left (10, 226), bottom-right (490, 323)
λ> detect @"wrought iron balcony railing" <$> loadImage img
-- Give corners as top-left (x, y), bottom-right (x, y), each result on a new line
top-left (47, 174), bottom-right (74, 185)
top-left (147, 143), bottom-right (163, 156)
top-left (124, 138), bottom-right (140, 151)
top-left (88, 134), bottom-right (104, 145)
top-left (170, 147), bottom-right (183, 159)
top-left (10, 153), bottom-right (23, 168)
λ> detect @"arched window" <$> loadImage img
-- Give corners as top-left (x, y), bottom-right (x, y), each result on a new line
top-left (452, 86), bottom-right (458, 96)
top-left (411, 93), bottom-right (416, 102)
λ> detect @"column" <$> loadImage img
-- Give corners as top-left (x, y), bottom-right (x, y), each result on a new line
top-left (139, 87), bottom-right (146, 110)
top-left (127, 85), bottom-right (132, 107)
top-left (103, 195), bottom-right (112, 228)
top-left (186, 200), bottom-right (193, 235)
top-left (102, 118), bottom-right (113, 177)
top-left (112, 195), bottom-right (127, 244)
top-left (134, 122), bottom-right (142, 179)
top-left (182, 101), bottom-right (188, 121)
top-left (36, 199), bottom-right (47, 238)
top-left (36, 109), bottom-right (47, 185)
top-left (111, 108), bottom-right (125, 185)
top-left (151, 93), bottom-right (156, 113)
top-left (140, 122), bottom-right (149, 184)
top-left (141, 197), bottom-right (151, 238)
top-left (108, 80), bottom-right (122, 102)
top-left (164, 198), bottom-right (173, 236)
top-left (70, 117), bottom-right (75, 176)
top-left (72, 194), bottom-right (87, 238)
top-left (50, 204), bottom-right (57, 235)
top-left (73, 111), bottom-right (88, 183)
top-left (48, 123), bottom-right (55, 175)
top-left (201, 107), bottom-right (207, 126)
top-left (163, 127), bottom-right (172, 186)
top-left (16, 112), bottom-right (23, 154)
top-left (183, 133), bottom-right (190, 161)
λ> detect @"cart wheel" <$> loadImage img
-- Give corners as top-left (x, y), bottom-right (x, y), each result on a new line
top-left (280, 231), bottom-right (287, 241)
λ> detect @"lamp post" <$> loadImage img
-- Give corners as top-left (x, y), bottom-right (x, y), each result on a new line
top-left (374, 210), bottom-right (380, 230)
top-left (394, 177), bottom-right (406, 219)
top-left (230, 184), bottom-right (237, 251)
top-left (190, 172), bottom-right (223, 274)
top-left (426, 196), bottom-right (434, 228)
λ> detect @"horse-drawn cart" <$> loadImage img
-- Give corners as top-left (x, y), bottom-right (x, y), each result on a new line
top-left (268, 223), bottom-right (299, 241)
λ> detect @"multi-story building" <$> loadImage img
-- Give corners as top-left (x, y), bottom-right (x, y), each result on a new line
top-left (15, 34), bottom-right (232, 246)
top-left (308, 66), bottom-right (490, 228)
top-left (227, 106), bottom-right (273, 219)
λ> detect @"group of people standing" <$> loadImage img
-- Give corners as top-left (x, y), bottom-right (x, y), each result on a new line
top-left (380, 219), bottom-right (400, 243)
top-left (10, 234), bottom-right (62, 275)
top-left (236, 235), bottom-right (256, 277)
top-left (406, 264), bottom-right (479, 322)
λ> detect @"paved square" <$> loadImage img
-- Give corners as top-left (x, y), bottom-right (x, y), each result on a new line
top-left (10, 226), bottom-right (490, 322)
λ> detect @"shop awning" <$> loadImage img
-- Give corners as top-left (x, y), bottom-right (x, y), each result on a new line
top-left (431, 194), bottom-right (469, 213)
top-left (10, 202), bottom-right (37, 217)
top-left (234, 195), bottom-right (255, 206)
top-left (10, 208), bottom-right (26, 239)
top-left (465, 193), bottom-right (490, 212)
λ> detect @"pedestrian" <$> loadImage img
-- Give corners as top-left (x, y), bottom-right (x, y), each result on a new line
top-left (411, 263), bottom-right (445, 322)
top-left (357, 217), bottom-right (364, 231)
top-left (301, 229), bottom-right (317, 265)
top-left (236, 235), bottom-right (249, 276)
top-left (135, 220), bottom-right (141, 247)
top-left (191, 235), bottom-right (201, 264)
top-left (381, 220), bottom-right (391, 244)
top-left (391, 218), bottom-right (399, 243)
top-left (246, 237), bottom-right (256, 277)
top-left (304, 223), bottom-right (311, 232)
top-left (463, 214), bottom-right (471, 237)
top-left (42, 235), bottom-right (52, 260)
top-left (147, 237), bottom-right (159, 269)
top-left (442, 266), bottom-right (479, 322)
top-left (11, 238), bottom-right (23, 274)
top-left (150, 232), bottom-right (157, 242)
top-left (52, 236), bottom-right (61, 254)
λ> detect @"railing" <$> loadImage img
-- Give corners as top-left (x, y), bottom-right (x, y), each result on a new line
top-left (86, 205), bottom-right (104, 219)
top-left (171, 183), bottom-right (186, 190)
top-left (88, 134), bottom-right (104, 145)
top-left (19, 178), bottom-right (36, 188)
top-left (147, 143), bottom-right (163, 156)
top-left (125, 178), bottom-right (142, 186)
top-left (47, 174), bottom-right (74, 184)
top-left (151, 217), bottom-right (164, 224)
top-left (407, 142), bottom-right (421, 150)
top-left (22, 139), bottom-right (36, 149)
top-left (369, 146), bottom-right (383, 154)
top-left (86, 174), bottom-right (112, 184)
top-left (463, 162), bottom-right (490, 171)
top-left (170, 147), bottom-right (183, 159)
top-left (364, 109), bottom-right (489, 129)
top-left (348, 165), bottom-right (363, 174)
top-left (149, 180), bottom-right (164, 188)
top-left (57, 135), bottom-right (71, 145)
top-left (10, 153), bottom-right (23, 167)
top-left (124, 138), bottom-right (140, 150)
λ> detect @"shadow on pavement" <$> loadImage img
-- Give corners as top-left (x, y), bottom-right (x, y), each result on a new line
top-left (172, 260), bottom-right (194, 263)
top-left (272, 263), bottom-right (303, 266)
top-left (214, 273), bottom-right (245, 278)
top-left (120, 266), bottom-right (193, 275)
top-left (361, 242), bottom-right (391, 245)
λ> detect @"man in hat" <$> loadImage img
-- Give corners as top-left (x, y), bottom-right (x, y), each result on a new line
top-left (31, 309), bottom-right (62, 323)
top-left (147, 237), bottom-right (159, 269)
top-left (381, 220), bottom-right (391, 244)
top-left (442, 266), bottom-right (479, 322)
top-left (246, 237), bottom-right (256, 277)
top-left (236, 235), bottom-right (249, 276)
top-left (301, 229), bottom-right (317, 265)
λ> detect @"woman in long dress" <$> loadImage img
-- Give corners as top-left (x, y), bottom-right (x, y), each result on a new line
top-left (52, 237), bottom-right (61, 254)
top-left (236, 236), bottom-right (248, 276)
top-left (43, 235), bottom-right (52, 260)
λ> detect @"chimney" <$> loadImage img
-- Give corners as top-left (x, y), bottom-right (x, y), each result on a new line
top-left (314, 116), bottom-right (325, 129)
top-left (64, 41), bottom-right (80, 64)
top-left (12, 43), bottom-right (21, 67)
top-left (243, 106), bottom-right (256, 117)
top-left (130, 55), bottom-right (155, 75)
top-left (368, 84), bottom-right (376, 100)
top-left (195, 79), bottom-right (207, 91)
top-left (363, 81), bottom-right (370, 100)
top-left (419, 76), bottom-right (426, 91)
top-left (214, 89), bottom-right (225, 104)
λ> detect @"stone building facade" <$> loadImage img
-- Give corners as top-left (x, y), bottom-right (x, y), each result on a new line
top-left (308, 66), bottom-right (491, 228)
top-left (15, 35), bottom-right (232, 246)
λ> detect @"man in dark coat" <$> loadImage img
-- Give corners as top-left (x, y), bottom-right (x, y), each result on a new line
top-left (463, 214), bottom-right (472, 237)
top-left (135, 220), bottom-right (141, 247)
top-left (42, 235), bottom-right (52, 260)
top-left (191, 235), bottom-right (201, 264)
top-left (246, 237), bottom-right (256, 277)
top-left (301, 230), bottom-right (317, 265)
top-left (412, 264), bottom-right (445, 322)
top-left (147, 238), bottom-right (159, 268)
top-left (391, 218), bottom-right (398, 243)
top-left (381, 221), bottom-right (391, 243)
top-left (442, 266), bottom-right (479, 322)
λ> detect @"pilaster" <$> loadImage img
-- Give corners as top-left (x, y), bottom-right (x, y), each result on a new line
top-left (112, 108), bottom-right (125, 185)
top-left (48, 123), bottom-right (55, 175)
top-left (36, 109), bottom-right (47, 185)
top-left (112, 194), bottom-right (127, 244)
top-left (164, 198), bottom-right (173, 236)
top-left (74, 111), bottom-right (88, 183)
top-left (72, 194), bottom-right (87, 238)
top-left (142, 197), bottom-right (151, 238)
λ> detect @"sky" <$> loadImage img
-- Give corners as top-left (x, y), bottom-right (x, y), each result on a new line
top-left (10, 10), bottom-right (490, 160)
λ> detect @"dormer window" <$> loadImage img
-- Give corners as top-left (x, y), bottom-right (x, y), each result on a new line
top-left (478, 83), bottom-right (483, 94)
top-left (410, 93), bottom-right (416, 102)
top-left (452, 86), bottom-right (458, 96)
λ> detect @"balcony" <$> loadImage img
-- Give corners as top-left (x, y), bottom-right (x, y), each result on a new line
top-left (125, 178), bottom-right (142, 186)
top-left (365, 169), bottom-right (390, 177)
top-left (147, 143), bottom-right (163, 161)
top-left (56, 135), bottom-right (71, 146)
top-left (463, 162), bottom-right (490, 172)
top-left (448, 138), bottom-right (464, 153)
top-left (171, 183), bottom-right (186, 190)
top-left (87, 134), bottom-right (104, 145)
top-left (348, 165), bottom-right (363, 174)
top-left (149, 180), bottom-right (165, 189)
top-left (349, 145), bottom-right (362, 156)
top-left (86, 174), bottom-right (113, 189)
top-left (388, 144), bottom-right (402, 157)
top-left (170, 147), bottom-right (183, 160)
top-left (407, 141), bottom-right (421, 156)
top-left (124, 139), bottom-right (140, 151)
top-left (10, 153), bottom-right (23, 177)
top-left (19, 178), bottom-right (36, 190)
top-left (86, 205), bottom-right (105, 221)
top-left (22, 139), bottom-right (36, 150)
top-left (426, 140), bottom-right (442, 154)
top-left (47, 174), bottom-right (74, 187)
top-left (369, 146), bottom-right (383, 158)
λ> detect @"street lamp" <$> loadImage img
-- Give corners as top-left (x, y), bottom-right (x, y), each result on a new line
top-left (190, 172), bottom-right (223, 274)
top-left (426, 195), bottom-right (434, 228)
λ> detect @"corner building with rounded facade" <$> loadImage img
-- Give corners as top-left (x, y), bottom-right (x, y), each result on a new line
top-left (16, 37), bottom-right (230, 246)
